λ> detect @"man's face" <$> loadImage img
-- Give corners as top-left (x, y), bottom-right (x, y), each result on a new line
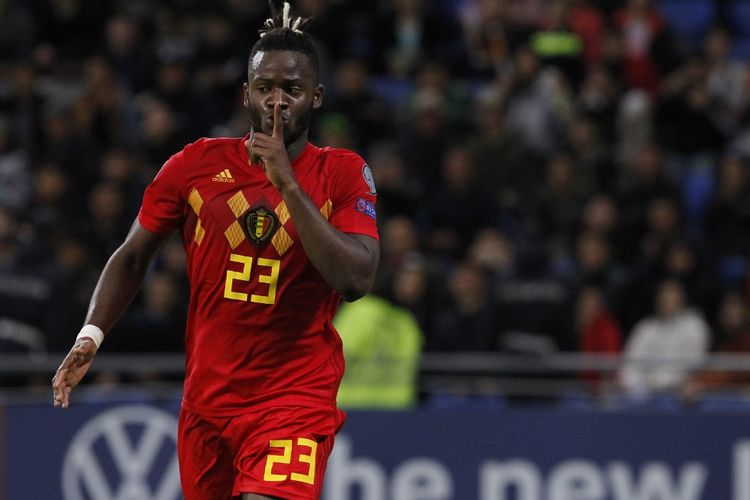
top-left (243, 50), bottom-right (323, 146)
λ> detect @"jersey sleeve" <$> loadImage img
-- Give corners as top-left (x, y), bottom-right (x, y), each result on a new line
top-left (329, 154), bottom-right (379, 241)
top-left (138, 149), bottom-right (188, 234)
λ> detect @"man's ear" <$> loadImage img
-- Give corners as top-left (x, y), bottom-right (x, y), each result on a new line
top-left (312, 84), bottom-right (324, 109)
top-left (242, 82), bottom-right (250, 108)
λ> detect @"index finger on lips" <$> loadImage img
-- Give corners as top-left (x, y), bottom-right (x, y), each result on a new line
top-left (272, 102), bottom-right (283, 138)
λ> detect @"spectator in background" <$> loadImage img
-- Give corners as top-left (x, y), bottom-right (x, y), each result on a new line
top-left (192, 13), bottom-right (246, 128)
top-left (657, 240), bottom-right (721, 324)
top-left (599, 27), bottom-right (627, 88)
top-left (152, 54), bottom-right (211, 139)
top-left (367, 141), bottom-right (421, 220)
top-left (503, 45), bottom-right (571, 156)
top-left (614, 89), bottom-right (654, 166)
top-left (535, 151), bottom-right (592, 260)
top-left (573, 68), bottom-right (620, 154)
top-left (657, 56), bottom-right (725, 157)
top-left (98, 148), bottom-right (146, 215)
top-left (413, 61), bottom-right (476, 132)
top-left (459, 0), bottom-right (532, 78)
top-left (136, 97), bottom-right (188, 173)
top-left (617, 143), bottom-right (681, 260)
top-left (432, 260), bottom-right (496, 352)
top-left (563, 231), bottom-right (629, 319)
top-left (324, 58), bottom-right (391, 150)
top-left (108, 271), bottom-right (186, 353)
top-left (315, 112), bottom-right (357, 150)
top-left (568, 0), bottom-right (606, 66)
top-left (79, 55), bottom-right (129, 150)
top-left (578, 194), bottom-right (623, 256)
top-left (150, 234), bottom-right (190, 302)
top-left (103, 13), bottom-right (154, 95)
top-left (575, 286), bottom-right (623, 390)
top-left (397, 88), bottom-right (452, 191)
top-left (334, 292), bottom-right (423, 409)
top-left (418, 145), bottom-right (496, 259)
top-left (0, 207), bottom-right (19, 271)
top-left (0, 0), bottom-right (33, 60)
top-left (390, 252), bottom-right (435, 337)
top-left (638, 196), bottom-right (684, 264)
top-left (530, 0), bottom-right (589, 89)
top-left (470, 87), bottom-right (539, 210)
top-left (0, 118), bottom-right (31, 211)
top-left (613, 0), bottom-right (671, 94)
top-left (0, 207), bottom-right (51, 346)
top-left (378, 215), bottom-right (420, 280)
top-left (295, 0), bottom-right (373, 66)
top-left (0, 63), bottom-right (47, 156)
top-left (43, 229), bottom-right (99, 351)
top-left (684, 292), bottom-right (750, 396)
top-left (28, 162), bottom-right (77, 232)
top-left (703, 24), bottom-right (747, 134)
top-left (706, 154), bottom-right (750, 260)
top-left (713, 292), bottom-right (750, 349)
top-left (620, 279), bottom-right (710, 398)
top-left (87, 182), bottom-right (130, 262)
top-left (31, 0), bottom-right (110, 61)
top-left (372, 0), bottom-right (462, 78)
top-left (468, 228), bottom-right (518, 282)
top-left (38, 106), bottom-right (100, 197)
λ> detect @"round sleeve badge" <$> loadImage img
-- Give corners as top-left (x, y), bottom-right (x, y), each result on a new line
top-left (362, 164), bottom-right (377, 195)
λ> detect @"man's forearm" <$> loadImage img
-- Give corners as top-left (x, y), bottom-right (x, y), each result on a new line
top-left (82, 221), bottom-right (169, 335)
top-left (84, 245), bottom-right (151, 334)
top-left (280, 184), bottom-right (377, 300)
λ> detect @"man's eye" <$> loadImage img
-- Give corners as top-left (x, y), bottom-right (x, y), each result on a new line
top-left (288, 87), bottom-right (301, 95)
top-left (257, 86), bottom-right (269, 93)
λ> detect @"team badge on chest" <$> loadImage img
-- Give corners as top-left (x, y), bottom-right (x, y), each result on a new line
top-left (243, 206), bottom-right (279, 244)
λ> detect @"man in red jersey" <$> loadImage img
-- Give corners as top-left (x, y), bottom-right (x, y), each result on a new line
top-left (51, 3), bottom-right (379, 499)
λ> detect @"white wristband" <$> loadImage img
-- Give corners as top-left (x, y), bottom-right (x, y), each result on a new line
top-left (76, 324), bottom-right (104, 349)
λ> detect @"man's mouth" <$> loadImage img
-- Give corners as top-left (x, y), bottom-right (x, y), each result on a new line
top-left (265, 114), bottom-right (289, 124)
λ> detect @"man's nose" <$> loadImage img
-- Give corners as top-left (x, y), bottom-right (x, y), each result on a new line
top-left (268, 89), bottom-right (289, 109)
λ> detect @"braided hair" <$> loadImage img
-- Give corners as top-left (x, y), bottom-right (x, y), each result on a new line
top-left (249, 1), bottom-right (320, 82)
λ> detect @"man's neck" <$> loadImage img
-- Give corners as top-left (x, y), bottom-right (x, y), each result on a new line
top-left (286, 132), bottom-right (309, 162)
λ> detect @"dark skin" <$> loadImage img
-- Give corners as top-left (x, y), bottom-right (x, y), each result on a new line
top-left (52, 49), bottom-right (379, 499)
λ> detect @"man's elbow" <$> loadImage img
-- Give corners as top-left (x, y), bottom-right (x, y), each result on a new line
top-left (341, 288), bottom-right (366, 302)
top-left (338, 273), bottom-right (375, 302)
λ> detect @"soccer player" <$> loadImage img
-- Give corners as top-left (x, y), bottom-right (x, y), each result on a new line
top-left (51, 3), bottom-right (380, 499)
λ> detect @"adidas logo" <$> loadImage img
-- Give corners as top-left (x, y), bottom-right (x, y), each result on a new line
top-left (212, 169), bottom-right (235, 183)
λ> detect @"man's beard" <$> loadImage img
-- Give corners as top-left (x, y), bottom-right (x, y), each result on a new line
top-left (248, 107), bottom-right (312, 147)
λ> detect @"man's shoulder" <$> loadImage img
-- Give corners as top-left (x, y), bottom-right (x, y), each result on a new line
top-left (314, 146), bottom-right (369, 181)
top-left (181, 136), bottom-right (242, 157)
top-left (316, 145), bottom-right (365, 164)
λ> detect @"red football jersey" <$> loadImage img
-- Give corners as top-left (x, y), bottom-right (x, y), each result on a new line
top-left (138, 137), bottom-right (379, 417)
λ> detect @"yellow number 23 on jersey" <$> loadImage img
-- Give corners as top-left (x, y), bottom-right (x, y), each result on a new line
top-left (224, 253), bottom-right (280, 304)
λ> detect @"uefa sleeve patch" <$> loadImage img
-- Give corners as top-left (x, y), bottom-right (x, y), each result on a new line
top-left (362, 164), bottom-right (377, 194)
top-left (355, 197), bottom-right (377, 220)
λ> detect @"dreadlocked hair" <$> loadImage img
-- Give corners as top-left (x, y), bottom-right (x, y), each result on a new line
top-left (249, 1), bottom-right (319, 81)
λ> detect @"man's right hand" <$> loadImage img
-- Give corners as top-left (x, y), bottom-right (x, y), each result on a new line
top-left (52, 338), bottom-right (98, 409)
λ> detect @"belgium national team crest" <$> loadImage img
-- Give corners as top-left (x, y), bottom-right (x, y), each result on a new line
top-left (243, 206), bottom-right (279, 245)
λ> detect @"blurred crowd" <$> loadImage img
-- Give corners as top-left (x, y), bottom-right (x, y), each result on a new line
top-left (1, 0), bottom-right (750, 396)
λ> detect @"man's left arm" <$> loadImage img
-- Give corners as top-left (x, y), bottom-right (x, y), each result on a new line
top-left (279, 185), bottom-right (379, 301)
top-left (249, 103), bottom-right (379, 301)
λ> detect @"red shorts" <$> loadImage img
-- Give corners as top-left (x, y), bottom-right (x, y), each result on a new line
top-left (177, 404), bottom-right (346, 500)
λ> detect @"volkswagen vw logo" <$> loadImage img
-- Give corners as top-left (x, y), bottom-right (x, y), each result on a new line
top-left (62, 405), bottom-right (181, 500)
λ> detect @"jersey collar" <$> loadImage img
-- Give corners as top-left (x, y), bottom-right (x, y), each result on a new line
top-left (238, 134), bottom-right (316, 172)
